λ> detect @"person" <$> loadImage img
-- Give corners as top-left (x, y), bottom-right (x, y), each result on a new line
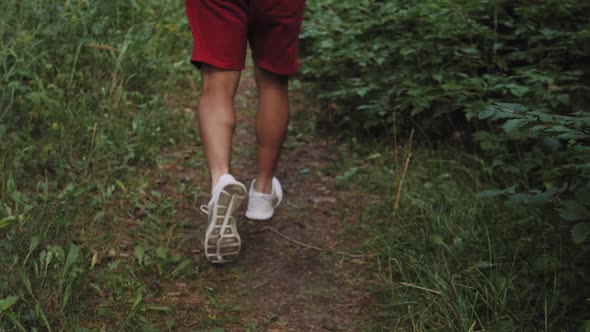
top-left (185, 0), bottom-right (306, 263)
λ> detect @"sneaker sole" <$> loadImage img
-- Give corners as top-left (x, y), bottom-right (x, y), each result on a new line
top-left (204, 183), bottom-right (247, 264)
top-left (245, 209), bottom-right (274, 221)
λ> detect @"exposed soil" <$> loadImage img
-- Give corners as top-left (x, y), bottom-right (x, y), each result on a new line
top-left (152, 70), bottom-right (374, 331)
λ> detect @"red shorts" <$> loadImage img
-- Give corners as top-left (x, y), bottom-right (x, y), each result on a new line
top-left (185, 0), bottom-right (306, 75)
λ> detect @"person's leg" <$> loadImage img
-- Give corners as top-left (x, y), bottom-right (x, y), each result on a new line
top-left (253, 66), bottom-right (289, 194)
top-left (198, 64), bottom-right (242, 189)
top-left (186, 0), bottom-right (250, 263)
top-left (185, 0), bottom-right (248, 189)
top-left (248, 0), bottom-right (305, 195)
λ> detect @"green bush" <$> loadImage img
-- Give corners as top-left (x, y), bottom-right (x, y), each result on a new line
top-left (301, 0), bottom-right (589, 137)
top-left (302, 0), bottom-right (590, 329)
top-left (476, 103), bottom-right (589, 241)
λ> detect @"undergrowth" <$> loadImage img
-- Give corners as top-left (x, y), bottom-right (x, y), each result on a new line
top-left (303, 1), bottom-right (589, 329)
top-left (0, 1), bottom-right (200, 330)
top-left (335, 141), bottom-right (589, 330)
top-left (2, 0), bottom-right (588, 330)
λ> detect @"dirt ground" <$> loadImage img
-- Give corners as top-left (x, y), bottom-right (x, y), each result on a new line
top-left (152, 71), bottom-right (375, 331)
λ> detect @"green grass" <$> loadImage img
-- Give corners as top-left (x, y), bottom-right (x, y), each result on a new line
top-left (0, 1), bottom-right (200, 330)
top-left (333, 140), bottom-right (585, 331)
top-left (2, 0), bottom-right (588, 330)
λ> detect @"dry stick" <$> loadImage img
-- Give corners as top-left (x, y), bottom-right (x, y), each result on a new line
top-left (399, 282), bottom-right (442, 295)
top-left (264, 226), bottom-right (322, 251)
top-left (87, 44), bottom-right (118, 52)
top-left (263, 227), bottom-right (368, 259)
top-left (252, 281), bottom-right (270, 290)
top-left (393, 115), bottom-right (399, 165)
top-left (90, 122), bottom-right (98, 148)
top-left (392, 130), bottom-right (414, 223)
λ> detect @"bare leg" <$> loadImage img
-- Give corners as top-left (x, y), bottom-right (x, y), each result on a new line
top-left (198, 64), bottom-right (242, 190)
top-left (254, 66), bottom-right (290, 194)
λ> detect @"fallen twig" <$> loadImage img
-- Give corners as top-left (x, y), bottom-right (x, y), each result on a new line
top-left (87, 43), bottom-right (118, 51)
top-left (252, 280), bottom-right (270, 290)
top-left (263, 226), bottom-right (369, 259)
top-left (264, 226), bottom-right (322, 252)
top-left (399, 282), bottom-right (442, 295)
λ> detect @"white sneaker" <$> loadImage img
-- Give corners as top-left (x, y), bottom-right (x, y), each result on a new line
top-left (245, 177), bottom-right (283, 221)
top-left (201, 174), bottom-right (247, 264)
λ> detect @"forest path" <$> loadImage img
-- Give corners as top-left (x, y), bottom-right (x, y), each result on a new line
top-left (154, 69), bottom-right (374, 331)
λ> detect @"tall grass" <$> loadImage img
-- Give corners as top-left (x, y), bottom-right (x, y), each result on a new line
top-left (0, 1), bottom-right (196, 329)
top-left (337, 143), bottom-right (585, 330)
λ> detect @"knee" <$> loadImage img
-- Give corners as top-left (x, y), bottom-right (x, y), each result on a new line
top-left (200, 65), bottom-right (240, 100)
top-left (199, 88), bottom-right (234, 107)
top-left (256, 72), bottom-right (288, 93)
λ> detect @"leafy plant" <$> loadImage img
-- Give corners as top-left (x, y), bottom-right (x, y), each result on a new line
top-left (476, 103), bottom-right (589, 246)
top-left (301, 0), bottom-right (590, 139)
top-left (301, 0), bottom-right (590, 329)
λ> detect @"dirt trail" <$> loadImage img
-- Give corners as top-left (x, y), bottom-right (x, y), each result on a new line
top-left (158, 71), bottom-right (373, 331)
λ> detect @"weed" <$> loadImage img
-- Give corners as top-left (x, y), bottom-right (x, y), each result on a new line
top-left (336, 143), bottom-right (585, 330)
top-left (0, 0), bottom-right (199, 330)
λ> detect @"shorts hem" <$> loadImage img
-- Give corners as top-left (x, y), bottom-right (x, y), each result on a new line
top-left (190, 57), bottom-right (245, 71)
top-left (254, 59), bottom-right (299, 76)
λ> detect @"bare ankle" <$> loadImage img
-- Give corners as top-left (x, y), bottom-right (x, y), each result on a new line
top-left (210, 170), bottom-right (229, 190)
top-left (254, 176), bottom-right (273, 194)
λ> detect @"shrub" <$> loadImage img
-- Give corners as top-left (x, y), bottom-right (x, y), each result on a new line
top-left (300, 0), bottom-right (589, 138)
top-left (301, 0), bottom-right (590, 329)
